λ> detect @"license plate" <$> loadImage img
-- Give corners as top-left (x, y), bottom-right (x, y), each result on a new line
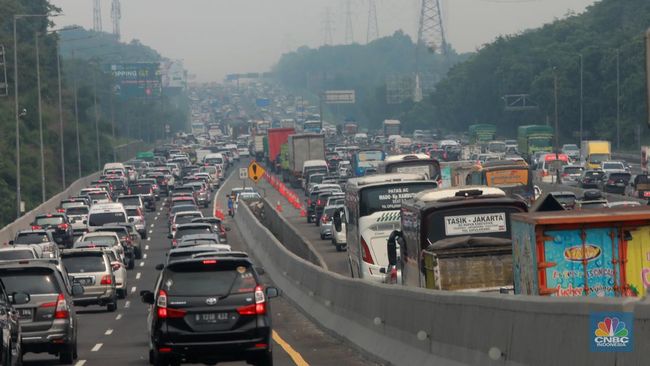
top-left (616, 183), bottom-right (625, 187)
top-left (75, 277), bottom-right (93, 286)
top-left (194, 312), bottom-right (229, 324)
top-left (18, 308), bottom-right (33, 320)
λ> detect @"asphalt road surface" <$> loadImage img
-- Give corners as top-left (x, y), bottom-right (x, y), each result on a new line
top-left (23, 159), bottom-right (376, 366)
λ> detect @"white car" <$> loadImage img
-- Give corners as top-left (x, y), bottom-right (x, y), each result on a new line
top-left (237, 148), bottom-right (250, 158)
top-left (103, 248), bottom-right (128, 298)
top-left (601, 161), bottom-right (627, 174)
top-left (77, 232), bottom-right (125, 261)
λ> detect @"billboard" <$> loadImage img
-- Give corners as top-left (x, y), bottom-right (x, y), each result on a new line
top-left (109, 63), bottom-right (162, 99)
top-left (323, 90), bottom-right (355, 104)
top-left (161, 59), bottom-right (187, 91)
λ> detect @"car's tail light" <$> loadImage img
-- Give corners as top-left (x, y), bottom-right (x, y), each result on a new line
top-left (361, 237), bottom-right (374, 264)
top-left (56, 208), bottom-right (65, 213)
top-left (237, 286), bottom-right (266, 315)
top-left (316, 199), bottom-right (322, 206)
top-left (321, 214), bottom-right (329, 224)
top-left (172, 239), bottom-right (177, 247)
top-left (100, 275), bottom-right (112, 285)
top-left (31, 225), bottom-right (42, 230)
top-left (58, 223), bottom-right (69, 230)
top-left (202, 260), bottom-right (217, 264)
top-left (41, 294), bottom-right (70, 319)
top-left (608, 179), bottom-right (614, 185)
top-left (307, 199), bottom-right (312, 205)
top-left (156, 290), bottom-right (186, 318)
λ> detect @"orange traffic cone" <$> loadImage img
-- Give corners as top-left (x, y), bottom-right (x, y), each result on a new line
top-left (276, 201), bottom-right (283, 212)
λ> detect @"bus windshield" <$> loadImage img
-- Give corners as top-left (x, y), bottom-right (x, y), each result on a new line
top-left (391, 163), bottom-right (440, 180)
top-left (359, 182), bottom-right (436, 216)
top-left (357, 151), bottom-right (384, 161)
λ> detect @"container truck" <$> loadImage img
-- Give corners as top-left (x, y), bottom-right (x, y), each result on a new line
top-left (343, 122), bottom-right (359, 135)
top-left (286, 134), bottom-right (325, 188)
top-left (267, 128), bottom-right (295, 172)
top-left (580, 140), bottom-right (611, 170)
top-left (517, 125), bottom-right (553, 161)
top-left (468, 124), bottom-right (496, 145)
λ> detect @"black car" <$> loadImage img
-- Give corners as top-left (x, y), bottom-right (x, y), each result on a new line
top-left (314, 192), bottom-right (345, 226)
top-left (598, 171), bottom-right (632, 194)
top-left (141, 253), bottom-right (279, 366)
top-left (306, 188), bottom-right (339, 223)
top-left (579, 170), bottom-right (605, 189)
top-left (129, 183), bottom-right (156, 211)
top-left (32, 213), bottom-right (74, 248)
top-left (0, 260), bottom-right (80, 364)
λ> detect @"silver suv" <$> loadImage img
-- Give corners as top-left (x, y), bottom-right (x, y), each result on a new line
top-left (61, 249), bottom-right (118, 312)
top-left (0, 259), bottom-right (84, 364)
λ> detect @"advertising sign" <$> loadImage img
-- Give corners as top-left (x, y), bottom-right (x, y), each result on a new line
top-left (323, 90), bottom-right (355, 104)
top-left (543, 228), bottom-right (620, 297)
top-left (161, 59), bottom-right (186, 90)
top-left (444, 213), bottom-right (507, 236)
top-left (256, 98), bottom-right (271, 108)
top-left (485, 169), bottom-right (529, 186)
top-left (109, 63), bottom-right (162, 99)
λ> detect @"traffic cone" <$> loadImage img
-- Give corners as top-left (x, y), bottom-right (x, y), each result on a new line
top-left (276, 201), bottom-right (283, 212)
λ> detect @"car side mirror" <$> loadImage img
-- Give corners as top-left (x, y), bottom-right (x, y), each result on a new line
top-left (11, 292), bottom-right (30, 305)
top-left (387, 230), bottom-right (400, 266)
top-left (140, 290), bottom-right (155, 304)
top-left (155, 263), bottom-right (164, 271)
top-left (71, 283), bottom-right (84, 296)
top-left (266, 287), bottom-right (280, 298)
top-left (7, 240), bottom-right (13, 245)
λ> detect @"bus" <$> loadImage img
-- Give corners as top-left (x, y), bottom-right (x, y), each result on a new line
top-left (191, 122), bottom-right (205, 135)
top-left (388, 187), bottom-right (528, 290)
top-left (351, 149), bottom-right (385, 177)
top-left (377, 154), bottom-right (441, 181)
top-left (345, 173), bottom-right (437, 282)
top-left (467, 160), bottom-right (535, 204)
top-left (303, 120), bottom-right (322, 133)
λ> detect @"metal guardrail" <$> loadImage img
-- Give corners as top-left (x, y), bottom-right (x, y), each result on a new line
top-left (236, 200), bottom-right (649, 366)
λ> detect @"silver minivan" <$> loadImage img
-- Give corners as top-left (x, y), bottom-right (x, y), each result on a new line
top-left (61, 249), bottom-right (118, 312)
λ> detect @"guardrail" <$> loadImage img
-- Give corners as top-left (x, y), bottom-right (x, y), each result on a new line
top-left (0, 141), bottom-right (147, 244)
top-left (236, 200), bottom-right (649, 366)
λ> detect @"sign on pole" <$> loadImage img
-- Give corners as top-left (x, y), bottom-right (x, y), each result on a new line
top-left (323, 90), bottom-right (356, 104)
top-left (247, 161), bottom-right (265, 183)
top-left (239, 168), bottom-right (248, 180)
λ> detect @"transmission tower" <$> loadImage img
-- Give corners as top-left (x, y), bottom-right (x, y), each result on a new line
top-left (344, 0), bottom-right (354, 44)
top-left (322, 7), bottom-right (335, 46)
top-left (414, 0), bottom-right (447, 102)
top-left (111, 0), bottom-right (121, 39)
top-left (366, 0), bottom-right (379, 44)
top-left (93, 0), bottom-right (102, 32)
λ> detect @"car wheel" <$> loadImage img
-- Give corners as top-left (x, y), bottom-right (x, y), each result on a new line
top-left (59, 343), bottom-right (74, 364)
top-left (320, 234), bottom-right (325, 240)
top-left (107, 301), bottom-right (117, 312)
top-left (127, 258), bottom-right (135, 270)
top-left (142, 232), bottom-right (148, 240)
top-left (253, 351), bottom-right (273, 366)
top-left (117, 289), bottom-right (126, 299)
top-left (336, 244), bottom-right (346, 252)
top-left (152, 350), bottom-right (171, 366)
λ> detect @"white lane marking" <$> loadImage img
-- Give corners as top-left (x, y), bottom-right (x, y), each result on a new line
top-left (140, 261), bottom-right (145, 267)
top-left (145, 245), bottom-right (149, 250)
top-left (104, 329), bottom-right (113, 335)
top-left (131, 286), bottom-right (137, 293)
top-left (147, 237), bottom-right (151, 241)
top-left (75, 360), bottom-right (87, 366)
top-left (157, 212), bottom-right (161, 217)
top-left (136, 272), bottom-right (141, 280)
top-left (143, 253), bottom-right (148, 259)
top-left (91, 343), bottom-right (103, 352)
top-left (148, 230), bottom-right (153, 234)
top-left (154, 216), bottom-right (158, 221)
top-left (115, 314), bottom-right (122, 320)
top-left (124, 300), bottom-right (131, 308)
top-left (150, 224), bottom-right (154, 228)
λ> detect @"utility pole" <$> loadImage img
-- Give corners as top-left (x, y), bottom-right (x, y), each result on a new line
top-left (579, 53), bottom-right (583, 146)
top-left (616, 48), bottom-right (620, 151)
top-left (35, 32), bottom-right (46, 203)
top-left (554, 68), bottom-right (559, 153)
top-left (93, 0), bottom-right (103, 32)
top-left (56, 47), bottom-right (66, 188)
top-left (366, 0), bottom-right (379, 44)
top-left (93, 69), bottom-right (101, 170)
top-left (110, 91), bottom-right (116, 161)
top-left (344, 0), bottom-right (354, 45)
top-left (71, 50), bottom-right (82, 178)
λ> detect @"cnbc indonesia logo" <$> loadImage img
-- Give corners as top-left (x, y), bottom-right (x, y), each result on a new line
top-left (591, 313), bottom-right (633, 352)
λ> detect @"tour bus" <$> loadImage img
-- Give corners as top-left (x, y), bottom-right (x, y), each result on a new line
top-left (302, 120), bottom-right (322, 133)
top-left (467, 160), bottom-right (535, 204)
top-left (386, 187), bottom-right (528, 290)
top-left (351, 149), bottom-right (386, 177)
top-left (345, 173), bottom-right (438, 282)
top-left (377, 154), bottom-right (441, 182)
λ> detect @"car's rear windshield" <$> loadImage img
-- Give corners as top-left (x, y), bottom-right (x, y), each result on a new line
top-left (163, 262), bottom-right (256, 296)
top-left (176, 215), bottom-right (201, 225)
top-left (603, 163), bottom-right (624, 170)
top-left (118, 197), bottom-right (141, 206)
top-left (585, 171), bottom-right (603, 178)
top-left (62, 254), bottom-right (106, 273)
top-left (88, 212), bottom-right (126, 226)
top-left (563, 167), bottom-right (583, 174)
top-left (15, 233), bottom-right (49, 244)
top-left (130, 185), bottom-right (152, 194)
top-left (0, 269), bottom-right (59, 294)
top-left (84, 235), bottom-right (118, 246)
top-left (88, 192), bottom-right (108, 199)
top-left (35, 216), bottom-right (64, 225)
top-left (0, 250), bottom-right (35, 260)
top-left (126, 208), bottom-right (140, 216)
top-left (108, 180), bottom-right (125, 189)
top-left (176, 227), bottom-right (212, 238)
top-left (610, 173), bottom-right (631, 180)
top-left (179, 239), bottom-right (219, 246)
top-left (66, 207), bottom-right (88, 215)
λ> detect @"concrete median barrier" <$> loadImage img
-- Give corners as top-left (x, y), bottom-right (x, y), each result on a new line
top-left (236, 200), bottom-right (650, 366)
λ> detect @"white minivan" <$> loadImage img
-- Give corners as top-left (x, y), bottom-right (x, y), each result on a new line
top-left (87, 203), bottom-right (128, 231)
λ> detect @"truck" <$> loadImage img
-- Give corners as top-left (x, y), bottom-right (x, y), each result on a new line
top-left (286, 134), bottom-right (325, 188)
top-left (253, 135), bottom-right (265, 160)
top-left (580, 140), bottom-right (611, 170)
top-left (267, 128), bottom-right (295, 172)
top-left (343, 122), bottom-right (358, 135)
top-left (468, 124), bottom-right (496, 145)
top-left (383, 120), bottom-right (401, 137)
top-left (517, 125), bottom-right (553, 161)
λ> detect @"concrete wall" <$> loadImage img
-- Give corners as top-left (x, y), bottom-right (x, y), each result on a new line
top-left (0, 141), bottom-right (146, 244)
top-left (236, 201), bottom-right (650, 366)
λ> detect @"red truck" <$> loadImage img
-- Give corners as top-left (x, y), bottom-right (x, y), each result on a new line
top-left (267, 128), bottom-right (295, 171)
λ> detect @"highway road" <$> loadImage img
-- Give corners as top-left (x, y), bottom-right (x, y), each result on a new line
top-left (22, 160), bottom-right (375, 366)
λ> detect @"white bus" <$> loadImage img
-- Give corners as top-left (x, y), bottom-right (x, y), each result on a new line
top-left (345, 173), bottom-right (437, 282)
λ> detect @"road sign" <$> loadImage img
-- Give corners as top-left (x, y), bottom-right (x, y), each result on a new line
top-left (323, 90), bottom-right (355, 104)
top-left (248, 161), bottom-right (265, 183)
top-left (239, 168), bottom-right (248, 180)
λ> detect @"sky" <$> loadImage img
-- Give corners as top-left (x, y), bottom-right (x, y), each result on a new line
top-left (50, 0), bottom-right (599, 82)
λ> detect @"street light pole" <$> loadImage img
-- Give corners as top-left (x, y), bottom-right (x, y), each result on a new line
top-left (71, 50), bottom-right (82, 179)
top-left (93, 69), bottom-right (101, 170)
top-left (579, 53), bottom-right (584, 146)
top-left (616, 48), bottom-right (621, 151)
top-left (56, 46), bottom-right (65, 188)
top-left (35, 32), bottom-right (46, 203)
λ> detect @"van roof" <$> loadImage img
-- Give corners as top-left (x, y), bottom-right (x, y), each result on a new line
top-left (384, 154), bottom-right (431, 163)
top-left (347, 173), bottom-right (428, 187)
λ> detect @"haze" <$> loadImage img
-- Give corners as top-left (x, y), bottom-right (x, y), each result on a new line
top-left (51, 0), bottom-right (597, 82)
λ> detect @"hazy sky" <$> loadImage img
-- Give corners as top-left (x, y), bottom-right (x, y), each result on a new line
top-left (50, 0), bottom-right (598, 81)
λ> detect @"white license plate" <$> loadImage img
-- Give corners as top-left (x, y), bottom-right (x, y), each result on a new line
top-left (195, 312), bottom-right (229, 324)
